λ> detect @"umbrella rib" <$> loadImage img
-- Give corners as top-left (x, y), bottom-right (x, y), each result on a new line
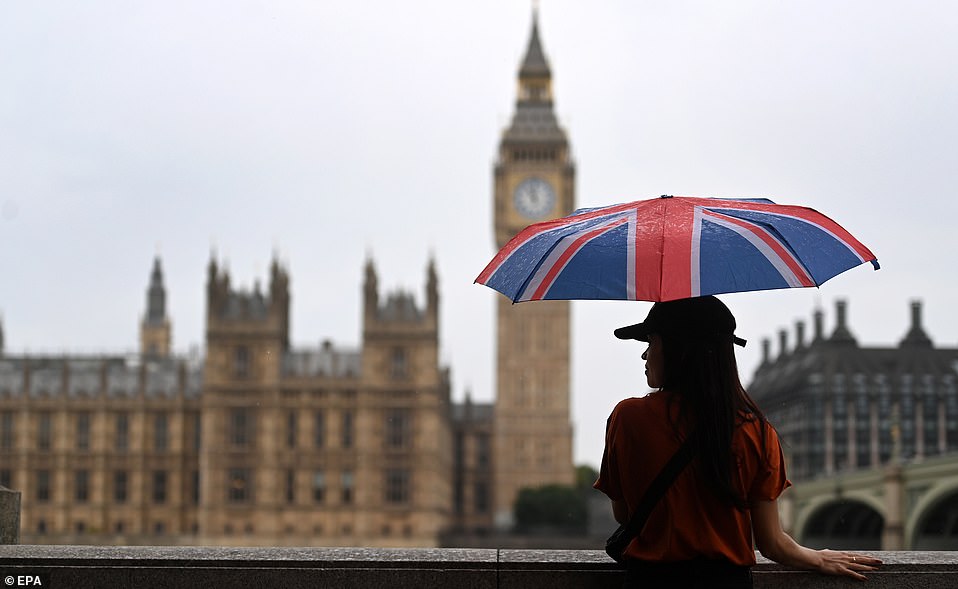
top-left (657, 198), bottom-right (669, 300)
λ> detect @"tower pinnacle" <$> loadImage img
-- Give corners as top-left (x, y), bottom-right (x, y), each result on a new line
top-left (141, 256), bottom-right (172, 358)
top-left (519, 8), bottom-right (551, 80)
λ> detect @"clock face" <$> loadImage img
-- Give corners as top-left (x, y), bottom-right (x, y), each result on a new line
top-left (513, 177), bottom-right (556, 219)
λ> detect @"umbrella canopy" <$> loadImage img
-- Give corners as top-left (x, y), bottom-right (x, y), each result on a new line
top-left (476, 195), bottom-right (878, 303)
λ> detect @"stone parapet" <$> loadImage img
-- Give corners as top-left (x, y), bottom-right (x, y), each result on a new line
top-left (0, 487), bottom-right (19, 545)
top-left (0, 546), bottom-right (953, 588)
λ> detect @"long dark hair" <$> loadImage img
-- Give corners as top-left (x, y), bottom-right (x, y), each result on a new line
top-left (659, 332), bottom-right (767, 509)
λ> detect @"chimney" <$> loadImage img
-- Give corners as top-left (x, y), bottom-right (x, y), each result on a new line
top-left (778, 329), bottom-right (788, 358)
top-left (761, 338), bottom-right (771, 365)
top-left (813, 308), bottom-right (824, 342)
top-left (795, 320), bottom-right (806, 349)
top-left (899, 299), bottom-right (933, 348)
top-left (829, 299), bottom-right (857, 345)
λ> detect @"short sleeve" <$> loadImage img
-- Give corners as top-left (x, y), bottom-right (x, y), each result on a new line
top-left (746, 421), bottom-right (791, 503)
top-left (594, 410), bottom-right (624, 501)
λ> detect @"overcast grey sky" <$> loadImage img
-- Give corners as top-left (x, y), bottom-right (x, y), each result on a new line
top-left (2, 1), bottom-right (957, 468)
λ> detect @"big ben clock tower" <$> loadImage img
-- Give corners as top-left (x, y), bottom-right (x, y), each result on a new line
top-left (492, 10), bottom-right (575, 528)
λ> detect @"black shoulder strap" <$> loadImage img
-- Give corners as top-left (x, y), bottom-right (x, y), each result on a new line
top-left (623, 433), bottom-right (697, 539)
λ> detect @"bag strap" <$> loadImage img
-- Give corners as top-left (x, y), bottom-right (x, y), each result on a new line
top-left (623, 433), bottom-right (697, 540)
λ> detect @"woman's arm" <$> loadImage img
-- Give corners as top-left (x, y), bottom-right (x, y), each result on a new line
top-left (751, 499), bottom-right (882, 581)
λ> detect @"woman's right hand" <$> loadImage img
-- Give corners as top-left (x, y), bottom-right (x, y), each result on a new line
top-left (813, 549), bottom-right (882, 581)
top-left (752, 500), bottom-right (883, 581)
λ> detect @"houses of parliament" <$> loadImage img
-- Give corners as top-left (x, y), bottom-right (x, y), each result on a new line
top-left (0, 14), bottom-right (576, 546)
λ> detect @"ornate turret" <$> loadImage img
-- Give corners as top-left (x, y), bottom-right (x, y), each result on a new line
top-left (204, 253), bottom-right (290, 385)
top-left (426, 256), bottom-right (439, 322)
top-left (502, 9), bottom-right (566, 145)
top-left (269, 256), bottom-right (291, 349)
top-left (205, 255), bottom-right (289, 330)
top-left (206, 253), bottom-right (230, 317)
top-left (494, 7), bottom-right (575, 248)
top-left (140, 257), bottom-right (172, 358)
top-left (361, 256), bottom-right (440, 392)
top-left (363, 257), bottom-right (379, 320)
top-left (518, 9), bottom-right (551, 100)
top-left (362, 257), bottom-right (437, 329)
top-left (146, 258), bottom-right (167, 324)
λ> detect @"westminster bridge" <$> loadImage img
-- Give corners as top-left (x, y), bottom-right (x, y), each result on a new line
top-left (780, 452), bottom-right (958, 550)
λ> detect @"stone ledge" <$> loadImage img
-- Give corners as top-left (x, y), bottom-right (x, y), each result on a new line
top-left (0, 547), bottom-right (953, 589)
top-left (0, 546), bottom-right (499, 568)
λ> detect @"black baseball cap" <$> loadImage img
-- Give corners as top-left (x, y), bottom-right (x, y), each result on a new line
top-left (614, 296), bottom-right (747, 347)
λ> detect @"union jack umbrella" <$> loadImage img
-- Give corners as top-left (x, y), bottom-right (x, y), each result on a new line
top-left (476, 195), bottom-right (879, 303)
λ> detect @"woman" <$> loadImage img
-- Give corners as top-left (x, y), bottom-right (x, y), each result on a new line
top-left (594, 296), bottom-right (881, 588)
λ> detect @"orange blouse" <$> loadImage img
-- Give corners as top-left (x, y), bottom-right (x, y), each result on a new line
top-left (594, 391), bottom-right (790, 566)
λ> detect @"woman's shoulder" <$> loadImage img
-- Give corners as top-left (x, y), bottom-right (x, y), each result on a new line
top-left (610, 392), bottom-right (672, 425)
top-left (736, 406), bottom-right (772, 422)
top-left (736, 410), bottom-right (772, 429)
top-left (613, 391), bottom-right (670, 412)
top-left (734, 411), bottom-right (782, 450)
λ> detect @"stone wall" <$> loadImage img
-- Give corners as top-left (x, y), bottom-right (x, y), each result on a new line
top-left (0, 546), bottom-right (953, 588)
top-left (0, 487), bottom-right (18, 545)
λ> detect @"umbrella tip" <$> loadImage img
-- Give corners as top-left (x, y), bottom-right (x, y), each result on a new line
top-left (871, 259), bottom-right (880, 270)
top-left (660, 194), bottom-right (673, 199)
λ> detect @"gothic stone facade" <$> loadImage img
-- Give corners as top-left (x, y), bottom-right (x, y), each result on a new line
top-left (0, 255), bottom-right (494, 546)
top-left (750, 299), bottom-right (958, 483)
top-left (0, 15), bottom-right (575, 545)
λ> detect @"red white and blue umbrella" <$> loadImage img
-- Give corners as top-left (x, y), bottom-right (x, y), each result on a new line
top-left (476, 195), bottom-right (878, 303)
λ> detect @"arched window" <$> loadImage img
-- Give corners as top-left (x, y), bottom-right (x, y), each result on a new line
top-left (234, 346), bottom-right (250, 379)
top-left (391, 347), bottom-right (407, 379)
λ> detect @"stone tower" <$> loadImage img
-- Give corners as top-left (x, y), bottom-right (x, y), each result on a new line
top-left (198, 254), bottom-right (290, 540)
top-left (491, 10), bottom-right (576, 528)
top-left (140, 256), bottom-right (172, 358)
top-left (360, 257), bottom-right (452, 543)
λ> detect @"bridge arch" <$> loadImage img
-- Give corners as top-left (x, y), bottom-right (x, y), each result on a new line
top-left (796, 496), bottom-right (884, 550)
top-left (791, 492), bottom-right (885, 540)
top-left (908, 481), bottom-right (958, 550)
